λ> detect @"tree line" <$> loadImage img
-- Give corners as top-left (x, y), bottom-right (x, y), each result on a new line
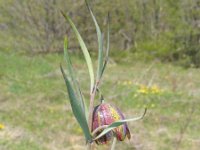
top-left (0, 0), bottom-right (199, 66)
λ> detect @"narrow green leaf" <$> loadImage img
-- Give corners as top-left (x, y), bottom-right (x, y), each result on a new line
top-left (85, 0), bottom-right (104, 80)
top-left (106, 12), bottom-right (110, 60)
top-left (100, 13), bottom-right (110, 78)
top-left (93, 108), bottom-right (147, 141)
top-left (63, 37), bottom-right (88, 118)
top-left (61, 11), bottom-right (95, 93)
top-left (60, 65), bottom-right (92, 142)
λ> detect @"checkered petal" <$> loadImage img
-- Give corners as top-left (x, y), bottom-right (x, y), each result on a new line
top-left (92, 103), bottom-right (131, 144)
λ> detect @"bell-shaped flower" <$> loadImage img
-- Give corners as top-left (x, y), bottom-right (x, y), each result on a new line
top-left (92, 103), bottom-right (131, 144)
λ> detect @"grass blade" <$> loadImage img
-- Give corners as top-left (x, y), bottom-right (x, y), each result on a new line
top-left (85, 0), bottom-right (103, 81)
top-left (61, 11), bottom-right (95, 93)
top-left (60, 64), bottom-right (92, 142)
top-left (93, 108), bottom-right (147, 141)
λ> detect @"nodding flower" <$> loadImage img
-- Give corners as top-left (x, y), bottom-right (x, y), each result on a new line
top-left (92, 103), bottom-right (131, 144)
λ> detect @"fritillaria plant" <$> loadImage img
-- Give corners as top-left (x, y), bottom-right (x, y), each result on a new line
top-left (60, 1), bottom-right (146, 149)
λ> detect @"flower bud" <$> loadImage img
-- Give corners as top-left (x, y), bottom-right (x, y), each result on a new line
top-left (92, 103), bottom-right (131, 144)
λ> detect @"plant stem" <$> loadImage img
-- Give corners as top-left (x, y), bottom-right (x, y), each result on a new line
top-left (87, 81), bottom-right (100, 150)
top-left (87, 143), bottom-right (94, 150)
top-left (86, 81), bottom-right (98, 150)
top-left (86, 143), bottom-right (91, 150)
top-left (88, 81), bottom-right (99, 131)
top-left (110, 137), bottom-right (117, 150)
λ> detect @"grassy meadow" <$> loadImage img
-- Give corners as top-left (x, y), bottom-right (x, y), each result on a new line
top-left (0, 50), bottom-right (200, 150)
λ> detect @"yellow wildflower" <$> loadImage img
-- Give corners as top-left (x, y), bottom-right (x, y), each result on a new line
top-left (138, 85), bottom-right (149, 94)
top-left (150, 85), bottom-right (161, 94)
top-left (138, 84), bottom-right (162, 94)
top-left (0, 124), bottom-right (5, 130)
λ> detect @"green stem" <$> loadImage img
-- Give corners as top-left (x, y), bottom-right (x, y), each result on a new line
top-left (86, 143), bottom-right (91, 150)
top-left (87, 143), bottom-right (94, 150)
top-left (110, 137), bottom-right (117, 150)
top-left (88, 81), bottom-right (99, 132)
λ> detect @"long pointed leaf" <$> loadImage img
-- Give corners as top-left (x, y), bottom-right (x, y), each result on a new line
top-left (85, 0), bottom-right (103, 81)
top-left (93, 108), bottom-right (147, 141)
top-left (63, 37), bottom-right (88, 118)
top-left (100, 13), bottom-right (110, 78)
top-left (61, 11), bottom-right (95, 93)
top-left (60, 65), bottom-right (92, 142)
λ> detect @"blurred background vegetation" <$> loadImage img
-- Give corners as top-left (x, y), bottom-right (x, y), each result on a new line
top-left (0, 0), bottom-right (200, 150)
top-left (0, 0), bottom-right (200, 67)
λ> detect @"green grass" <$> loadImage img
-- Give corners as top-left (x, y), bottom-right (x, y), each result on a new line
top-left (0, 51), bottom-right (200, 150)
